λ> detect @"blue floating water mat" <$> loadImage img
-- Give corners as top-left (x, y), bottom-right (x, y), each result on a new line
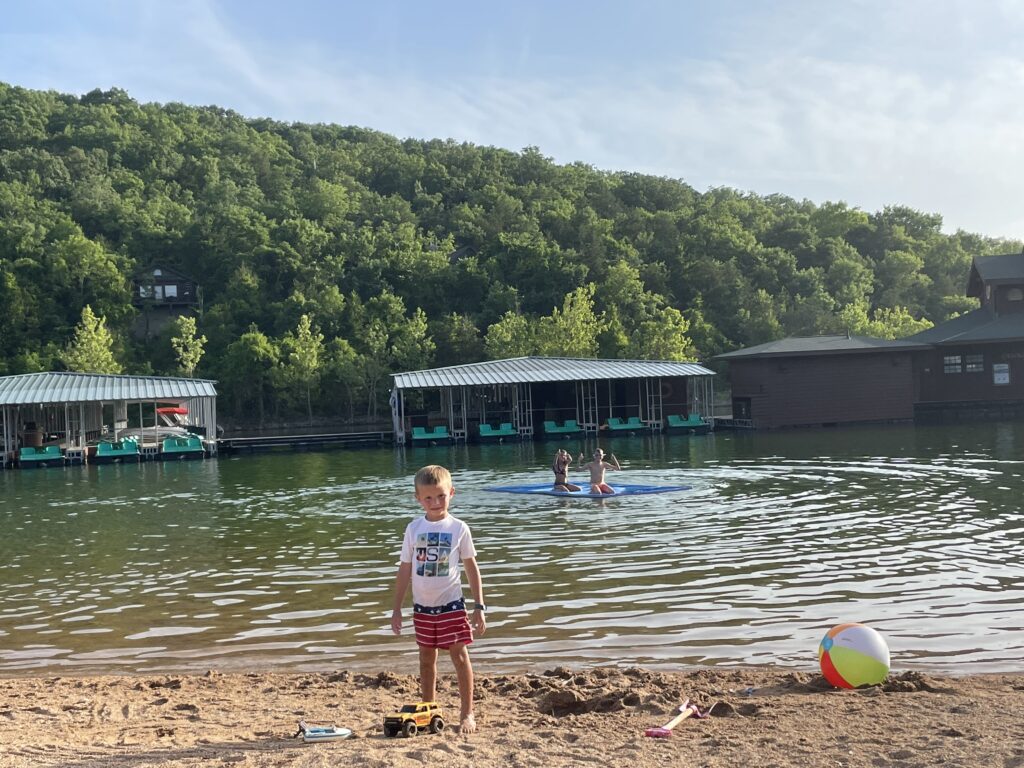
top-left (484, 483), bottom-right (692, 498)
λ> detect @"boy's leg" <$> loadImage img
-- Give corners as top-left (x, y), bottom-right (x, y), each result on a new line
top-left (447, 642), bottom-right (475, 731)
top-left (419, 645), bottom-right (439, 702)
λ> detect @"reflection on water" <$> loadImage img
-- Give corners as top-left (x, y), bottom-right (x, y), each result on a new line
top-left (0, 422), bottom-right (1022, 676)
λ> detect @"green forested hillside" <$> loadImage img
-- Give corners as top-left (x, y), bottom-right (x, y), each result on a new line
top-left (0, 83), bottom-right (1018, 421)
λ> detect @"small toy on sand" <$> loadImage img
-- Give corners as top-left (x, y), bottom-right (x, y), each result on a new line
top-left (295, 720), bottom-right (353, 742)
top-left (383, 701), bottom-right (445, 738)
top-left (644, 699), bottom-right (700, 738)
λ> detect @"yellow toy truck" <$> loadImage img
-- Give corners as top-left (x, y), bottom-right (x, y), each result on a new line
top-left (383, 701), bottom-right (445, 738)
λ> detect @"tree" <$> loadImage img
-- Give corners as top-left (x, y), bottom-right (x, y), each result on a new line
top-left (782, 285), bottom-right (835, 337)
top-left (628, 306), bottom-right (696, 360)
top-left (535, 284), bottom-right (601, 357)
top-left (280, 314), bottom-right (324, 425)
top-left (395, 307), bottom-right (435, 367)
top-left (874, 250), bottom-right (931, 313)
top-left (836, 303), bottom-right (933, 340)
top-left (484, 312), bottom-right (535, 359)
top-left (736, 289), bottom-right (784, 347)
top-left (61, 305), bottom-right (121, 373)
top-left (169, 315), bottom-right (207, 377)
top-left (430, 313), bottom-right (484, 367)
top-left (682, 301), bottom-right (728, 360)
top-left (869, 307), bottom-right (932, 339)
top-left (357, 319), bottom-right (392, 420)
top-left (597, 306), bottom-right (630, 358)
top-left (222, 326), bottom-right (279, 426)
top-left (323, 338), bottom-right (364, 421)
top-left (3, 81), bottom-right (1021, 416)
top-left (340, 290), bottom-right (436, 418)
top-left (825, 255), bottom-right (874, 308)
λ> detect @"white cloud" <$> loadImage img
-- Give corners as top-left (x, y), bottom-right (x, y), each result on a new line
top-left (198, 35), bottom-right (1021, 239)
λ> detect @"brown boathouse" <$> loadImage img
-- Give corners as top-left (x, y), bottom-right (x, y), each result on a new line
top-left (716, 252), bottom-right (1024, 429)
top-left (716, 335), bottom-right (930, 429)
top-left (907, 253), bottom-right (1024, 421)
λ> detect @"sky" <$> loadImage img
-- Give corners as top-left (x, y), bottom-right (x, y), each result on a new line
top-left (3, 0), bottom-right (1024, 240)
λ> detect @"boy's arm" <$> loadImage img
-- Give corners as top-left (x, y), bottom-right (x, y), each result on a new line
top-left (391, 561), bottom-right (412, 635)
top-left (463, 557), bottom-right (486, 636)
top-left (608, 453), bottom-right (621, 470)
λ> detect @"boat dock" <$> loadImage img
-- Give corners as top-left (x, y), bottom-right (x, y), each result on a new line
top-left (711, 418), bottom-right (754, 430)
top-left (218, 430), bottom-right (392, 454)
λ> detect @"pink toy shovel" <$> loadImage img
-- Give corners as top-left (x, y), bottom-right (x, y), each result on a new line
top-left (644, 699), bottom-right (699, 738)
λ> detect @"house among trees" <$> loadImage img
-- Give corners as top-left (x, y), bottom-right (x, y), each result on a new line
top-left (717, 253), bottom-right (1024, 428)
top-left (131, 265), bottom-right (201, 340)
top-left (447, 245), bottom-right (476, 265)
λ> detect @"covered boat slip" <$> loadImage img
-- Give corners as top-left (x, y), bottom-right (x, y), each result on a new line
top-left (390, 356), bottom-right (715, 446)
top-left (0, 372), bottom-right (218, 469)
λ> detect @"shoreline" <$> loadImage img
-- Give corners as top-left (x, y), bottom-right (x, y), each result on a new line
top-left (1, 665), bottom-right (1022, 767)
top-left (0, 653), bottom-right (1017, 682)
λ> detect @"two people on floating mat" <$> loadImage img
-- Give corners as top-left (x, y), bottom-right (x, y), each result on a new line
top-left (552, 448), bottom-right (620, 495)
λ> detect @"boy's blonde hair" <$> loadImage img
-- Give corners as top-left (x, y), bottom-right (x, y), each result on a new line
top-left (414, 464), bottom-right (452, 489)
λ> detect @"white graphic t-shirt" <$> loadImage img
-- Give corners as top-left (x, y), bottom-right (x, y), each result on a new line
top-left (400, 514), bottom-right (477, 608)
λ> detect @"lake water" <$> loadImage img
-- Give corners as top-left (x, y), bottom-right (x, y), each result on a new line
top-left (1, 422), bottom-right (1022, 677)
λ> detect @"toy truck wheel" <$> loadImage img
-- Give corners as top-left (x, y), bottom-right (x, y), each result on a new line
top-left (384, 725), bottom-right (399, 737)
top-left (429, 715), bottom-right (445, 734)
top-left (402, 720), bottom-right (418, 738)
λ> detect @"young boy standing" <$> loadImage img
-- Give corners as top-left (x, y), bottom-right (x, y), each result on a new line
top-left (391, 465), bottom-right (486, 733)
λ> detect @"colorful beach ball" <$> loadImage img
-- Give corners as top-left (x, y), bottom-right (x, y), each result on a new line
top-left (818, 623), bottom-right (890, 688)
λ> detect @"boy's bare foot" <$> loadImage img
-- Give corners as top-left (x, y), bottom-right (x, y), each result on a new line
top-left (459, 713), bottom-right (476, 734)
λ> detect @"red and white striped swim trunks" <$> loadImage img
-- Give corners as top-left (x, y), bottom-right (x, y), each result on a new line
top-left (413, 599), bottom-right (473, 649)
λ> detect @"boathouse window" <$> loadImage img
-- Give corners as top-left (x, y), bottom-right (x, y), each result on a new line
top-left (994, 363), bottom-right (1011, 385)
top-left (943, 355), bottom-right (963, 374)
top-left (965, 354), bottom-right (984, 373)
top-left (1009, 288), bottom-right (1024, 302)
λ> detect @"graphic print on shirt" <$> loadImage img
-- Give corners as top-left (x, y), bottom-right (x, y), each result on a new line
top-left (415, 531), bottom-right (453, 577)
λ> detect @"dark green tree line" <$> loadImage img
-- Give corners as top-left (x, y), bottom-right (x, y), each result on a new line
top-left (0, 82), bottom-right (1019, 423)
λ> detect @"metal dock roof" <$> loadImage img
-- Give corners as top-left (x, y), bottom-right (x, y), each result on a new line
top-left (392, 356), bottom-right (714, 390)
top-left (0, 372), bottom-right (218, 406)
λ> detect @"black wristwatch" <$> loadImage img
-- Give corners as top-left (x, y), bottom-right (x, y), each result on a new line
top-left (474, 603), bottom-right (486, 612)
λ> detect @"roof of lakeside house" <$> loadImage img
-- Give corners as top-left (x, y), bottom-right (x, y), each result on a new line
top-left (715, 334), bottom-right (931, 360)
top-left (904, 307), bottom-right (1024, 345)
top-left (970, 253), bottom-right (1024, 285)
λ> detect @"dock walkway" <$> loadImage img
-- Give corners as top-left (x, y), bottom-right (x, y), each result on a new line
top-left (218, 430), bottom-right (392, 454)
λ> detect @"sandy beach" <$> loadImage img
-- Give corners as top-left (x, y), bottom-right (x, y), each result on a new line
top-left (1, 665), bottom-right (1022, 767)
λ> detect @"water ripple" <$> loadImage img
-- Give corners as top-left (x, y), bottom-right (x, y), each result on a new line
top-left (0, 423), bottom-right (1022, 675)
